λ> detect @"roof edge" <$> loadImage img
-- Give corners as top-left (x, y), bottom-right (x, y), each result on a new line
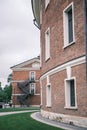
top-left (10, 56), bottom-right (40, 69)
top-left (31, 0), bottom-right (41, 29)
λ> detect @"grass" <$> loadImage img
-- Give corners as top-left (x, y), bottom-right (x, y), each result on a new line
top-left (0, 112), bottom-right (63, 130)
top-left (0, 107), bottom-right (40, 112)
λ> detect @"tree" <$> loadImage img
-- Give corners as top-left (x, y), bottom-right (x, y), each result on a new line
top-left (7, 73), bottom-right (12, 83)
top-left (0, 84), bottom-right (12, 103)
top-left (4, 84), bottom-right (12, 102)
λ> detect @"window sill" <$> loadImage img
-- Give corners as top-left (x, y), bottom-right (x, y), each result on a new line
top-left (45, 57), bottom-right (50, 62)
top-left (63, 41), bottom-right (75, 49)
top-left (45, 3), bottom-right (50, 11)
top-left (64, 106), bottom-right (78, 110)
top-left (46, 105), bottom-right (51, 108)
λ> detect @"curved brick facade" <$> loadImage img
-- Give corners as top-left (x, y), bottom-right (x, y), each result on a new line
top-left (40, 0), bottom-right (87, 128)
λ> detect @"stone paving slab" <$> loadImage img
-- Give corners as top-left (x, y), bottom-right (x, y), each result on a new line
top-left (31, 112), bottom-right (87, 130)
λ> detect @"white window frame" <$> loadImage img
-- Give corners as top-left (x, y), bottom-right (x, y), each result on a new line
top-left (29, 71), bottom-right (35, 81)
top-left (63, 2), bottom-right (75, 48)
top-left (45, 28), bottom-right (50, 61)
top-left (64, 77), bottom-right (77, 109)
top-left (45, 0), bottom-right (50, 9)
top-left (40, 81), bottom-right (43, 106)
top-left (30, 83), bottom-right (35, 94)
top-left (46, 83), bottom-right (51, 107)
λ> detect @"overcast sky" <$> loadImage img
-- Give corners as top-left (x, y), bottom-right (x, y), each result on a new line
top-left (0, 0), bottom-right (40, 87)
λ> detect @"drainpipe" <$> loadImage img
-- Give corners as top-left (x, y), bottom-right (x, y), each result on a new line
top-left (83, 0), bottom-right (87, 81)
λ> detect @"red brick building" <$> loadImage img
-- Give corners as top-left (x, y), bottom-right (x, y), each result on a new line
top-left (11, 57), bottom-right (40, 107)
top-left (31, 0), bottom-right (87, 128)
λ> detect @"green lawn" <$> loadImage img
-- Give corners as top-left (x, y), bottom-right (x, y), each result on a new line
top-left (0, 107), bottom-right (40, 112)
top-left (0, 112), bottom-right (63, 130)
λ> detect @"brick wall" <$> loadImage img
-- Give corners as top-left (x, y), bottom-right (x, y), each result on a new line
top-left (41, 63), bottom-right (87, 117)
top-left (40, 0), bottom-right (87, 119)
top-left (11, 60), bottom-right (41, 107)
top-left (41, 0), bottom-right (85, 75)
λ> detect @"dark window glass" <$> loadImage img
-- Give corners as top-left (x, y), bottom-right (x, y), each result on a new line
top-left (70, 80), bottom-right (75, 106)
top-left (68, 9), bottom-right (73, 43)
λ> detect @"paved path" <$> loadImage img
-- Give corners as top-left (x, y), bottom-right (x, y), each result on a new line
top-left (0, 110), bottom-right (39, 116)
top-left (31, 112), bottom-right (87, 130)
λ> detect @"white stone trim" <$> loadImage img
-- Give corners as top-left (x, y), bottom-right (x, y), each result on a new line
top-left (46, 83), bottom-right (51, 107)
top-left (11, 79), bottom-right (39, 83)
top-left (11, 59), bottom-right (40, 69)
top-left (41, 110), bottom-right (87, 128)
top-left (12, 67), bottom-right (40, 71)
top-left (40, 56), bottom-right (86, 80)
top-left (12, 93), bottom-right (40, 96)
top-left (34, 93), bottom-right (40, 96)
top-left (45, 27), bottom-right (50, 61)
top-left (66, 66), bottom-right (71, 79)
top-left (11, 80), bottom-right (25, 83)
top-left (45, 0), bottom-right (50, 9)
top-left (40, 81), bottom-right (43, 105)
top-left (12, 94), bottom-right (24, 96)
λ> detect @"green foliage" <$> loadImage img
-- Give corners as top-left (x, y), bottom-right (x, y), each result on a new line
top-left (0, 82), bottom-right (1, 87)
top-left (0, 84), bottom-right (12, 103)
top-left (7, 73), bottom-right (12, 83)
top-left (4, 84), bottom-right (12, 102)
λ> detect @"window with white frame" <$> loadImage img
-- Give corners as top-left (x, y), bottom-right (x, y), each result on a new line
top-left (65, 78), bottom-right (77, 108)
top-left (30, 72), bottom-right (35, 81)
top-left (45, 28), bottom-right (50, 61)
top-left (63, 2), bottom-right (75, 47)
top-left (45, 0), bottom-right (50, 9)
top-left (30, 83), bottom-right (35, 95)
top-left (46, 84), bottom-right (51, 107)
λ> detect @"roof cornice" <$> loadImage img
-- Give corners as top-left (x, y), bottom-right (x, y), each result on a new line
top-left (31, 0), bottom-right (41, 29)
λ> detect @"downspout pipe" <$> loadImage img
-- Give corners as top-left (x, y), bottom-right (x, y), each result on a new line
top-left (83, 0), bottom-right (87, 81)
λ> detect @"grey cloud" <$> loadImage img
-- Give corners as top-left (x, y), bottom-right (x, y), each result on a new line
top-left (0, 0), bottom-right (40, 87)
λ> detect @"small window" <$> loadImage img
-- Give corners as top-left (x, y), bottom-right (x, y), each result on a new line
top-left (63, 2), bottom-right (75, 47)
top-left (68, 9), bottom-right (73, 43)
top-left (45, 0), bottom-right (50, 9)
top-left (30, 83), bottom-right (35, 95)
top-left (45, 28), bottom-right (50, 61)
top-left (30, 72), bottom-right (35, 81)
top-left (65, 78), bottom-right (77, 108)
top-left (70, 80), bottom-right (75, 106)
top-left (46, 84), bottom-right (51, 107)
